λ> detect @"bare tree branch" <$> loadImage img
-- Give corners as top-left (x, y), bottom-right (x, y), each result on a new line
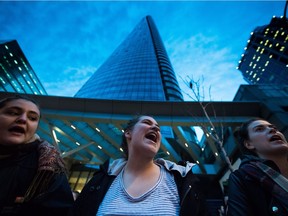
top-left (181, 75), bottom-right (234, 172)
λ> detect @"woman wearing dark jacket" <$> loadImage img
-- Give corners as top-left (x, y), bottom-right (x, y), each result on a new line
top-left (0, 95), bottom-right (74, 216)
top-left (72, 115), bottom-right (207, 216)
top-left (227, 118), bottom-right (288, 215)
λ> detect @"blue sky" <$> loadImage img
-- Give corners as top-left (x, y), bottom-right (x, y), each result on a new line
top-left (0, 1), bottom-right (286, 101)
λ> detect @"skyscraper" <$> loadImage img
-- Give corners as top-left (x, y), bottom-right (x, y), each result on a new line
top-left (0, 40), bottom-right (47, 95)
top-left (75, 15), bottom-right (183, 101)
top-left (237, 2), bottom-right (288, 84)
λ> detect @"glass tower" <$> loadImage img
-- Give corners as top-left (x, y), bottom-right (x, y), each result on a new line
top-left (0, 40), bottom-right (47, 95)
top-left (237, 14), bottom-right (288, 85)
top-left (75, 16), bottom-right (183, 101)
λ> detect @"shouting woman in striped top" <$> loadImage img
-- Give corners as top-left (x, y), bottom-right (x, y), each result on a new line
top-left (72, 115), bottom-right (207, 216)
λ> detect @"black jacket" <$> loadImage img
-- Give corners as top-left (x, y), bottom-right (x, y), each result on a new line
top-left (227, 155), bottom-right (288, 216)
top-left (0, 140), bottom-right (74, 216)
top-left (72, 158), bottom-right (207, 216)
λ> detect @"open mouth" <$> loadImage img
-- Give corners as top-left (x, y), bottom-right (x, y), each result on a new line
top-left (8, 126), bottom-right (25, 134)
top-left (145, 132), bottom-right (158, 143)
top-left (269, 135), bottom-right (283, 142)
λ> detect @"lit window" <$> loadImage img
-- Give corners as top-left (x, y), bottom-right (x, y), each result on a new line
top-left (0, 78), bottom-right (5, 84)
top-left (14, 60), bottom-right (18, 64)
top-left (9, 53), bottom-right (13, 57)
top-left (4, 45), bottom-right (8, 50)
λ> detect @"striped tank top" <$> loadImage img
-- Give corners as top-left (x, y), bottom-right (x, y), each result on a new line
top-left (96, 164), bottom-right (180, 215)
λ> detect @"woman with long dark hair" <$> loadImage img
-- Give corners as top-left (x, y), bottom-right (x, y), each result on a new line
top-left (227, 118), bottom-right (288, 215)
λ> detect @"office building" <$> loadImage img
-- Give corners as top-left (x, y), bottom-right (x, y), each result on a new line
top-left (75, 15), bottom-right (183, 101)
top-left (74, 15), bottom-right (198, 166)
top-left (237, 7), bottom-right (288, 84)
top-left (0, 40), bottom-right (47, 95)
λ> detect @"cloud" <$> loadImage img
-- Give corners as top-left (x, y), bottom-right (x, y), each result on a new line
top-left (42, 65), bottom-right (96, 96)
top-left (166, 33), bottom-right (246, 101)
top-left (1, 1), bottom-right (282, 102)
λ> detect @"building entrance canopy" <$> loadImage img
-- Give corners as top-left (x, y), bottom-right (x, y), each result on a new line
top-left (0, 92), bottom-right (263, 177)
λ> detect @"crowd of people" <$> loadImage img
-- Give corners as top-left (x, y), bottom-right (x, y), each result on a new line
top-left (1, 95), bottom-right (287, 216)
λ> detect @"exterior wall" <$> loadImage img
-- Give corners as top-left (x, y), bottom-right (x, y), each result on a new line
top-left (237, 17), bottom-right (288, 84)
top-left (234, 84), bottom-right (288, 138)
top-left (75, 16), bottom-right (183, 101)
top-left (0, 40), bottom-right (47, 95)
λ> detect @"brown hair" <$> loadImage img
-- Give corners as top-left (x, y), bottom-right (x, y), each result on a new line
top-left (233, 117), bottom-right (263, 156)
top-left (0, 95), bottom-right (40, 111)
top-left (120, 115), bottom-right (143, 159)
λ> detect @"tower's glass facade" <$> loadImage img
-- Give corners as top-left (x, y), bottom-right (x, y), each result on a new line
top-left (75, 16), bottom-right (183, 101)
top-left (237, 16), bottom-right (288, 84)
top-left (0, 40), bottom-right (47, 95)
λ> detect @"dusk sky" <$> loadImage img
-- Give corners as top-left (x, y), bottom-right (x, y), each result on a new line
top-left (0, 1), bottom-right (286, 101)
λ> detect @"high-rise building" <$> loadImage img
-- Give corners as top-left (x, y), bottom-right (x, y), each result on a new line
top-left (75, 15), bottom-right (183, 101)
top-left (74, 15), bottom-right (197, 165)
top-left (237, 2), bottom-right (288, 84)
top-left (0, 40), bottom-right (47, 95)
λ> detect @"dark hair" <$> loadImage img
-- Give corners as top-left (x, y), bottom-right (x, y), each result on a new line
top-left (120, 115), bottom-right (143, 159)
top-left (0, 95), bottom-right (40, 112)
top-left (233, 117), bottom-right (263, 156)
